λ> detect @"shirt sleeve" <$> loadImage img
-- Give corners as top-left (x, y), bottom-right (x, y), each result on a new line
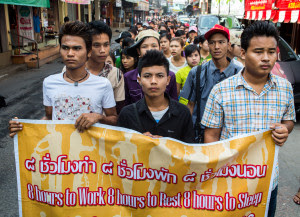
top-left (102, 80), bottom-right (116, 109)
top-left (201, 85), bottom-right (224, 128)
top-left (282, 82), bottom-right (296, 122)
top-left (43, 79), bottom-right (51, 107)
top-left (113, 69), bottom-right (125, 102)
top-left (176, 69), bottom-right (183, 84)
top-left (180, 67), bottom-right (196, 102)
top-left (168, 71), bottom-right (179, 101)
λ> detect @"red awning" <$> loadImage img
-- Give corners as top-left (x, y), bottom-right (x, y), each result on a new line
top-left (244, 0), bottom-right (300, 23)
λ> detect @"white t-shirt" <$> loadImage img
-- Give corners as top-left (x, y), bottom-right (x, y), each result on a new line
top-left (43, 71), bottom-right (116, 120)
top-left (168, 57), bottom-right (188, 74)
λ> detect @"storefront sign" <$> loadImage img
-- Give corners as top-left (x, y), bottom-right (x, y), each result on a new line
top-left (276, 0), bottom-right (300, 10)
top-left (14, 120), bottom-right (277, 217)
top-left (17, 6), bottom-right (34, 46)
top-left (244, 0), bottom-right (275, 11)
top-left (61, 0), bottom-right (90, 4)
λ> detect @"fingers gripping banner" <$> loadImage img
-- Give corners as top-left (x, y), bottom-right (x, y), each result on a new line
top-left (14, 120), bottom-right (278, 217)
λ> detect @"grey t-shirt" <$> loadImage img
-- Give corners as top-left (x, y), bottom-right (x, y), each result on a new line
top-left (150, 107), bottom-right (169, 123)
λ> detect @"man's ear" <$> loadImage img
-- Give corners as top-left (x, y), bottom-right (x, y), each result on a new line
top-left (167, 75), bottom-right (171, 86)
top-left (87, 50), bottom-right (92, 59)
top-left (137, 76), bottom-right (141, 86)
top-left (137, 48), bottom-right (141, 57)
top-left (241, 48), bottom-right (246, 60)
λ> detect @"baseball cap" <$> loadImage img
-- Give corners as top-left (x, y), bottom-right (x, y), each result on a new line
top-left (115, 31), bottom-right (132, 43)
top-left (204, 24), bottom-right (230, 41)
top-left (189, 26), bottom-right (197, 33)
top-left (184, 23), bottom-right (190, 27)
top-left (127, 29), bottom-right (160, 56)
top-left (230, 33), bottom-right (241, 46)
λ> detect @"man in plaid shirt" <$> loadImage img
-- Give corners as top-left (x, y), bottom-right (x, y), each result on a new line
top-left (201, 21), bottom-right (296, 217)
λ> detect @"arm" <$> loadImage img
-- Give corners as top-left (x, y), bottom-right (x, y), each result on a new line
top-left (187, 101), bottom-right (195, 115)
top-left (75, 107), bottom-right (118, 133)
top-left (270, 120), bottom-right (294, 146)
top-left (176, 83), bottom-right (181, 97)
top-left (204, 127), bottom-right (222, 143)
top-left (41, 106), bottom-right (52, 120)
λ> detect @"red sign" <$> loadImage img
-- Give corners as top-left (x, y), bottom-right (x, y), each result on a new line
top-left (245, 0), bottom-right (275, 11)
top-left (276, 0), bottom-right (300, 10)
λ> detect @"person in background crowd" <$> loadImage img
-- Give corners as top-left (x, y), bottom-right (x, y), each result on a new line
top-left (9, 21), bottom-right (117, 137)
top-left (201, 21), bottom-right (295, 217)
top-left (86, 21), bottom-right (125, 114)
top-left (180, 24), bottom-right (243, 142)
top-left (159, 24), bottom-right (169, 33)
top-left (184, 24), bottom-right (189, 35)
top-left (169, 26), bottom-right (175, 37)
top-left (106, 51), bottom-right (116, 67)
top-left (118, 50), bottom-right (195, 143)
top-left (136, 22), bottom-right (142, 30)
top-left (149, 21), bottom-right (155, 29)
top-left (124, 29), bottom-right (178, 105)
top-left (64, 16), bottom-right (70, 23)
top-left (114, 31), bottom-right (132, 68)
top-left (187, 26), bottom-right (198, 44)
top-left (166, 21), bottom-right (172, 28)
top-left (228, 34), bottom-right (244, 67)
top-left (176, 45), bottom-right (200, 104)
top-left (120, 47), bottom-right (138, 74)
top-left (175, 30), bottom-right (189, 48)
top-left (168, 37), bottom-right (188, 74)
top-left (160, 32), bottom-right (172, 59)
top-left (128, 27), bottom-right (138, 40)
top-left (154, 24), bottom-right (159, 32)
top-left (32, 8), bottom-right (41, 51)
top-left (194, 35), bottom-right (212, 65)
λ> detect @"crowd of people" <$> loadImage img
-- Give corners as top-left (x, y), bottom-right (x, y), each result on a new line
top-left (8, 17), bottom-right (297, 215)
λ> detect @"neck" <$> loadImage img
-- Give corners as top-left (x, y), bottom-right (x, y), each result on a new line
top-left (173, 55), bottom-right (182, 61)
top-left (86, 58), bottom-right (105, 76)
top-left (200, 49), bottom-right (209, 57)
top-left (145, 94), bottom-right (169, 112)
top-left (164, 49), bottom-right (171, 56)
top-left (227, 54), bottom-right (234, 60)
top-left (65, 65), bottom-right (87, 80)
top-left (126, 66), bottom-right (134, 72)
top-left (212, 57), bottom-right (229, 72)
top-left (243, 68), bottom-right (269, 93)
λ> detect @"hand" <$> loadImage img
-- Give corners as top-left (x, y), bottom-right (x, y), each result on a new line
top-left (75, 113), bottom-right (101, 133)
top-left (270, 123), bottom-right (289, 146)
top-left (143, 132), bottom-right (162, 139)
top-left (9, 117), bottom-right (23, 138)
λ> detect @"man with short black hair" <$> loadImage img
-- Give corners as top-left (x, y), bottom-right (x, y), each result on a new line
top-left (201, 21), bottom-right (296, 217)
top-left (180, 24), bottom-right (243, 142)
top-left (86, 21), bottom-right (125, 113)
top-left (118, 50), bottom-right (194, 143)
top-left (9, 21), bottom-right (117, 137)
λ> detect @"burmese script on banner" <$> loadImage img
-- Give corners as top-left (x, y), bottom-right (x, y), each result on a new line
top-left (14, 120), bottom-right (278, 217)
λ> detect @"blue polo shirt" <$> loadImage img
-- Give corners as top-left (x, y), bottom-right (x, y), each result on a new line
top-left (33, 15), bottom-right (40, 33)
top-left (180, 58), bottom-right (243, 126)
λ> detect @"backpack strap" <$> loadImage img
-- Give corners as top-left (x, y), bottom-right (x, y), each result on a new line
top-left (195, 65), bottom-right (202, 126)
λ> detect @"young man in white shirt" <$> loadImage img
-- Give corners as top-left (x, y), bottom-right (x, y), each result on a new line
top-left (9, 21), bottom-right (117, 136)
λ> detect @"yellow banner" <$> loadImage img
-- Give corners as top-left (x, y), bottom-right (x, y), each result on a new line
top-left (14, 120), bottom-right (278, 217)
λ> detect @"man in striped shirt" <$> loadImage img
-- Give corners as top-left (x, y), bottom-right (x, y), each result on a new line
top-left (201, 21), bottom-right (296, 217)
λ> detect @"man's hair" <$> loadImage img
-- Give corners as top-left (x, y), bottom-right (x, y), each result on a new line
top-left (159, 33), bottom-right (171, 41)
top-left (137, 50), bottom-right (169, 76)
top-left (175, 30), bottom-right (185, 37)
top-left (64, 16), bottom-right (69, 23)
top-left (128, 27), bottom-right (137, 36)
top-left (121, 37), bottom-right (134, 49)
top-left (88, 20), bottom-right (112, 42)
top-left (137, 22), bottom-right (143, 26)
top-left (171, 37), bottom-right (184, 47)
top-left (147, 26), bottom-right (154, 30)
top-left (159, 24), bottom-right (170, 33)
top-left (108, 51), bottom-right (116, 64)
top-left (241, 21), bottom-right (279, 51)
top-left (194, 35), bottom-right (206, 45)
top-left (59, 21), bottom-right (92, 52)
top-left (185, 44), bottom-right (200, 58)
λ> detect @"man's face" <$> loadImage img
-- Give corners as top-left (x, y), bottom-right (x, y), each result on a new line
top-left (241, 36), bottom-right (277, 78)
top-left (90, 34), bottom-right (110, 64)
top-left (200, 40), bottom-right (209, 52)
top-left (232, 44), bottom-right (242, 58)
top-left (170, 40), bottom-right (182, 57)
top-left (60, 35), bottom-right (89, 70)
top-left (180, 35), bottom-right (187, 44)
top-left (208, 33), bottom-right (229, 60)
top-left (137, 65), bottom-right (170, 98)
top-left (138, 37), bottom-right (160, 57)
top-left (189, 31), bottom-right (197, 40)
top-left (137, 24), bottom-right (142, 29)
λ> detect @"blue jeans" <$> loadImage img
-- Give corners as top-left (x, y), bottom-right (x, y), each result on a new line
top-left (268, 185), bottom-right (278, 217)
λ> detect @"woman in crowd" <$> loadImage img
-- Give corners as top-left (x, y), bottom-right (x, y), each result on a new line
top-left (176, 44), bottom-right (200, 105)
top-left (168, 37), bottom-right (188, 74)
top-left (106, 51), bottom-right (116, 67)
top-left (160, 32), bottom-right (172, 59)
top-left (120, 48), bottom-right (138, 74)
top-left (194, 35), bottom-right (211, 65)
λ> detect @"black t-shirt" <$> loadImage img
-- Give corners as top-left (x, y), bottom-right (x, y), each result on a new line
top-left (118, 95), bottom-right (195, 143)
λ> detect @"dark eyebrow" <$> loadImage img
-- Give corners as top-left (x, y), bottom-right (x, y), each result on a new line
top-left (62, 45), bottom-right (82, 49)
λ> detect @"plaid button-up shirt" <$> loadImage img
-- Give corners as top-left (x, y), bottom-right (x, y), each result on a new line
top-left (201, 70), bottom-right (296, 189)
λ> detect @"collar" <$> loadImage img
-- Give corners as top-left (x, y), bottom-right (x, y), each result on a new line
top-left (98, 62), bottom-right (113, 78)
top-left (209, 57), bottom-right (235, 78)
top-left (235, 68), bottom-right (277, 90)
top-left (136, 94), bottom-right (180, 117)
top-left (125, 68), bottom-right (139, 81)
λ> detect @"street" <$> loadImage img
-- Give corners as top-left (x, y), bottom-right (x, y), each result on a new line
top-left (0, 52), bottom-right (300, 216)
